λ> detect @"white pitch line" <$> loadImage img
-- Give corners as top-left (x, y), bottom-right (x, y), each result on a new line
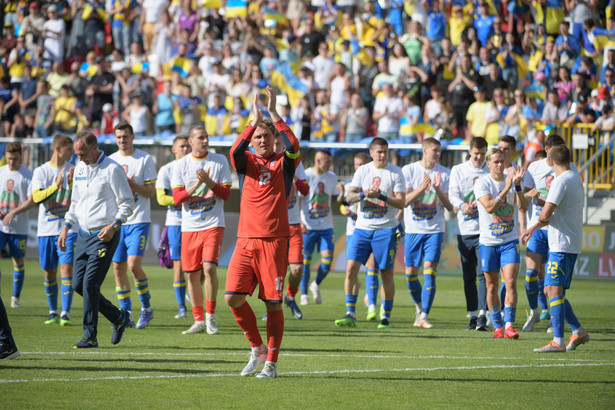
top-left (18, 351), bottom-right (613, 362)
top-left (1, 362), bottom-right (614, 384)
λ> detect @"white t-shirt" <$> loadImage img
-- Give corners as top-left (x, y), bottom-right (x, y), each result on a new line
top-left (373, 95), bottom-right (404, 133)
top-left (0, 165), bottom-right (33, 235)
top-left (288, 162), bottom-right (306, 226)
top-left (110, 149), bottom-right (157, 225)
top-left (155, 160), bottom-right (182, 227)
top-left (546, 170), bottom-right (583, 254)
top-left (171, 152), bottom-right (232, 232)
top-left (449, 160), bottom-right (489, 235)
top-left (300, 168), bottom-right (339, 231)
top-left (344, 177), bottom-right (359, 236)
top-left (524, 158), bottom-right (578, 231)
top-left (402, 162), bottom-right (450, 234)
top-left (32, 162), bottom-right (78, 236)
top-left (312, 55), bottom-right (335, 90)
top-left (475, 174), bottom-right (519, 246)
top-left (351, 162), bottom-right (405, 231)
top-left (143, 0), bottom-right (169, 23)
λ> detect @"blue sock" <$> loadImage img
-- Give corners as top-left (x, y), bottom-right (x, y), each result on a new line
top-left (405, 271), bottom-right (422, 304)
top-left (504, 305), bottom-right (516, 323)
top-left (61, 277), bottom-right (73, 314)
top-left (549, 296), bottom-right (565, 339)
top-left (173, 280), bottom-right (187, 309)
top-left (421, 267), bottom-right (437, 314)
top-left (490, 306), bottom-right (503, 329)
top-left (12, 264), bottom-right (25, 297)
top-left (538, 280), bottom-right (548, 311)
top-left (499, 280), bottom-right (506, 310)
top-left (116, 288), bottom-right (132, 311)
top-left (315, 255), bottom-right (332, 285)
top-left (135, 279), bottom-right (151, 309)
top-left (381, 299), bottom-right (393, 319)
top-left (525, 269), bottom-right (539, 310)
top-left (564, 298), bottom-right (581, 332)
top-left (345, 294), bottom-right (358, 316)
top-left (44, 279), bottom-right (58, 312)
top-left (301, 256), bottom-right (312, 294)
top-left (366, 269), bottom-right (379, 306)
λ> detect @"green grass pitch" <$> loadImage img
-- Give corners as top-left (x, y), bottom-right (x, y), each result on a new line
top-left (1, 260), bottom-right (614, 408)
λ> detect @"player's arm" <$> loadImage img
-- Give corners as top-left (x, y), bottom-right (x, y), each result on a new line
top-left (448, 168), bottom-right (464, 214)
top-left (32, 168), bottom-right (66, 204)
top-left (404, 173), bottom-right (430, 207)
top-left (385, 191), bottom-right (405, 209)
top-left (110, 165), bottom-right (135, 226)
top-left (2, 196), bottom-right (36, 225)
top-left (512, 168), bottom-right (528, 212)
top-left (478, 174), bottom-right (513, 214)
top-left (432, 171), bottom-right (454, 212)
top-left (521, 201), bottom-right (557, 245)
top-left (295, 178), bottom-right (309, 196)
top-left (127, 177), bottom-right (156, 198)
top-left (198, 168), bottom-right (231, 201)
top-left (156, 188), bottom-right (175, 207)
top-left (346, 186), bottom-right (363, 203)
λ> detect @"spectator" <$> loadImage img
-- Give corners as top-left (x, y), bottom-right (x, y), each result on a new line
top-left (34, 81), bottom-right (54, 138)
top-left (354, 46), bottom-right (379, 114)
top-left (52, 85), bottom-right (77, 133)
top-left (372, 83), bottom-right (403, 140)
top-left (9, 113), bottom-right (33, 139)
top-left (20, 2), bottom-right (46, 53)
top-left (17, 66), bottom-right (39, 115)
top-left (484, 87), bottom-right (509, 144)
top-left (566, 89), bottom-right (597, 125)
top-left (328, 63), bottom-right (351, 113)
top-left (555, 66), bottom-right (574, 103)
top-left (425, 0), bottom-right (447, 56)
top-left (399, 94), bottom-right (422, 143)
top-left (466, 86), bottom-right (490, 139)
top-left (372, 60), bottom-right (399, 96)
top-left (313, 42), bottom-right (336, 91)
top-left (556, 21), bottom-right (580, 69)
top-left (592, 103), bottom-right (615, 132)
top-left (42, 5), bottom-right (65, 63)
top-left (153, 80), bottom-right (177, 132)
top-left (67, 0), bottom-right (87, 58)
top-left (449, 5), bottom-right (470, 47)
top-left (140, 0), bottom-right (170, 51)
top-left (82, 0), bottom-right (107, 54)
top-left (448, 54), bottom-right (478, 139)
top-left (313, 89), bottom-right (340, 142)
top-left (89, 59), bottom-right (115, 123)
top-left (122, 93), bottom-right (152, 137)
top-left (600, 49), bottom-right (615, 84)
top-left (474, 3), bottom-right (495, 47)
top-left (388, 42), bottom-right (411, 81)
top-left (482, 61), bottom-right (508, 100)
top-left (524, 129), bottom-right (546, 165)
top-left (343, 93), bottom-right (369, 142)
top-left (503, 89), bottom-right (526, 140)
top-left (0, 77), bottom-right (19, 137)
top-left (542, 89), bottom-right (569, 125)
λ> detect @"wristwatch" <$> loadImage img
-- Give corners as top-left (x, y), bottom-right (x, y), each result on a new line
top-left (111, 221), bottom-right (121, 231)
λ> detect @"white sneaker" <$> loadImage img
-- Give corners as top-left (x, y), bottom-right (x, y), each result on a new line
top-left (182, 321), bottom-right (206, 334)
top-left (486, 314), bottom-right (491, 327)
top-left (522, 311), bottom-right (540, 332)
top-left (300, 294), bottom-right (309, 306)
top-left (256, 361), bottom-right (277, 378)
top-left (309, 281), bottom-right (322, 304)
top-left (241, 345), bottom-right (267, 376)
top-left (206, 316), bottom-right (219, 335)
top-left (546, 321), bottom-right (554, 333)
top-left (412, 312), bottom-right (421, 327)
top-left (10, 297), bottom-right (19, 308)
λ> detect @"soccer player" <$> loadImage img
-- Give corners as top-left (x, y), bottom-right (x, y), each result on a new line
top-left (341, 152), bottom-right (381, 321)
top-left (449, 137), bottom-right (489, 330)
top-left (59, 130), bottom-right (133, 348)
top-left (402, 137), bottom-right (453, 328)
top-left (521, 145), bottom-right (589, 353)
top-left (475, 148), bottom-right (527, 339)
top-left (226, 86), bottom-right (300, 378)
top-left (172, 125), bottom-right (232, 335)
top-left (273, 135), bottom-right (309, 320)
top-left (110, 122), bottom-right (158, 329)
top-left (299, 150), bottom-right (342, 305)
top-left (335, 137), bottom-right (405, 329)
top-left (0, 142), bottom-right (34, 309)
top-left (32, 134), bottom-right (77, 325)
top-left (0, 292), bottom-right (19, 359)
top-left (155, 135), bottom-right (191, 319)
top-left (522, 134), bottom-right (578, 332)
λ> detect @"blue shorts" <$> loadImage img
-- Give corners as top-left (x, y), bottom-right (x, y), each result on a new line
top-left (112, 223), bottom-right (150, 263)
top-left (480, 240), bottom-right (520, 273)
top-left (0, 232), bottom-right (27, 259)
top-left (526, 229), bottom-right (549, 264)
top-left (404, 232), bottom-right (444, 267)
top-left (545, 252), bottom-right (577, 290)
top-left (347, 227), bottom-right (398, 270)
top-left (303, 228), bottom-right (334, 257)
top-left (38, 233), bottom-right (78, 270)
top-left (167, 225), bottom-right (181, 261)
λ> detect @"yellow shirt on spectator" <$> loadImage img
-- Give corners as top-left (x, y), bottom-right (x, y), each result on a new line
top-left (449, 15), bottom-right (471, 46)
top-left (466, 101), bottom-right (490, 137)
top-left (46, 73), bottom-right (69, 98)
top-left (54, 96), bottom-right (76, 130)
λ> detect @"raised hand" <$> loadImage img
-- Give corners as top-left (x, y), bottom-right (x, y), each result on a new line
top-left (67, 167), bottom-right (74, 186)
top-left (433, 172), bottom-right (441, 190)
top-left (55, 167), bottom-right (65, 187)
top-left (512, 167), bottom-right (525, 187)
top-left (251, 93), bottom-right (263, 127)
top-left (420, 173), bottom-right (431, 193)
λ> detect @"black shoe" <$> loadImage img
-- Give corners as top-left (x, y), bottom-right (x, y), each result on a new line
top-left (111, 309), bottom-right (129, 345)
top-left (73, 337), bottom-right (98, 349)
top-left (466, 316), bottom-right (478, 330)
top-left (0, 343), bottom-right (20, 360)
top-left (476, 315), bottom-right (488, 331)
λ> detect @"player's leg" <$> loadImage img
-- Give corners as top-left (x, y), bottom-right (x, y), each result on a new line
top-left (476, 240), bottom-right (488, 330)
top-left (0, 293), bottom-right (19, 359)
top-left (374, 227), bottom-right (398, 329)
top-left (458, 234), bottom-right (479, 330)
top-left (168, 225), bottom-right (186, 318)
top-left (285, 224), bottom-right (303, 319)
top-left (365, 254), bottom-right (379, 321)
top-left (39, 236), bottom-right (60, 323)
top-left (225, 238), bottom-right (265, 376)
top-left (537, 263), bottom-right (549, 319)
top-left (112, 227), bottom-right (132, 315)
top-left (125, 224), bottom-right (153, 328)
top-left (311, 228), bottom-right (334, 303)
top-left (405, 233), bottom-right (423, 323)
top-left (58, 232), bottom-right (78, 326)
top-left (481, 244), bottom-right (504, 337)
top-left (418, 232), bottom-right (444, 327)
top-left (524, 230), bottom-right (549, 331)
top-left (9, 235), bottom-right (27, 307)
top-left (501, 241), bottom-right (521, 339)
top-left (201, 227), bottom-right (224, 334)
top-left (336, 229), bottom-right (370, 327)
top-left (300, 230), bottom-right (316, 304)
top-left (181, 231), bottom-right (206, 334)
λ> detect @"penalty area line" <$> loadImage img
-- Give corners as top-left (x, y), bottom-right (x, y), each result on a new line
top-left (1, 362), bottom-right (614, 384)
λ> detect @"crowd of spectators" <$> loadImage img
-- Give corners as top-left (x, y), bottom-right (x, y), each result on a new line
top-left (1, 0), bottom-right (615, 161)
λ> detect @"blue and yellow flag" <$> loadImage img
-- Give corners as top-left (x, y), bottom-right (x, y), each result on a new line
top-left (202, 0), bottom-right (221, 7)
top-left (269, 61), bottom-right (308, 107)
top-left (264, 6), bottom-right (286, 25)
top-left (592, 28), bottom-right (615, 50)
top-left (226, 0), bottom-right (247, 17)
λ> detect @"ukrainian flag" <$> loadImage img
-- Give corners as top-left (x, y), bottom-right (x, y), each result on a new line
top-left (497, 51), bottom-right (529, 80)
top-left (225, 0), bottom-right (247, 17)
top-left (592, 28), bottom-right (615, 50)
top-left (169, 57), bottom-right (193, 78)
top-left (82, 2), bottom-right (108, 20)
top-left (524, 83), bottom-right (545, 100)
top-left (264, 6), bottom-right (286, 26)
top-left (270, 61), bottom-right (309, 107)
top-left (202, 0), bottom-right (221, 7)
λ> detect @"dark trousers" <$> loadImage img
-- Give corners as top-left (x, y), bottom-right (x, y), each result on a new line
top-left (0, 294), bottom-right (17, 349)
top-left (458, 234), bottom-right (487, 312)
top-left (73, 230), bottom-right (122, 340)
